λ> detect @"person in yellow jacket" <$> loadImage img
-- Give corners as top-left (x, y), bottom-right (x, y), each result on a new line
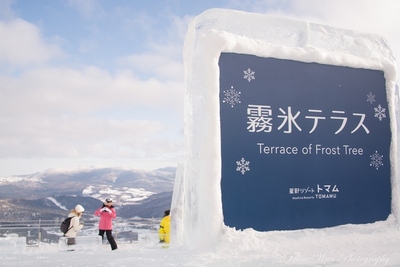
top-left (158, 209), bottom-right (170, 243)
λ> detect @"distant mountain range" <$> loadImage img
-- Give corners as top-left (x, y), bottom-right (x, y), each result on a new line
top-left (0, 167), bottom-right (176, 221)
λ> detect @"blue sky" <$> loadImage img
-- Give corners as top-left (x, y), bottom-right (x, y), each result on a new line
top-left (0, 0), bottom-right (399, 177)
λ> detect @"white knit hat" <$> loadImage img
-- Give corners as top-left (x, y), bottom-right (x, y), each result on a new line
top-left (75, 204), bottom-right (85, 213)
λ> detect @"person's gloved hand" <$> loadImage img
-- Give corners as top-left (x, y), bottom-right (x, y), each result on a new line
top-left (100, 207), bottom-right (111, 213)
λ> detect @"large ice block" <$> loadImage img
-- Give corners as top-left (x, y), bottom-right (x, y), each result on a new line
top-left (179, 8), bottom-right (398, 247)
top-left (0, 236), bottom-right (26, 254)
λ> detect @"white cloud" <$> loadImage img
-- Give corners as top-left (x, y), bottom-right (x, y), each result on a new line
top-left (118, 52), bottom-right (183, 81)
top-left (0, 3), bottom-right (182, 177)
top-left (0, 115), bottom-right (181, 158)
top-left (0, 6), bottom-right (185, 177)
top-left (0, 64), bottom-right (184, 160)
top-left (0, 19), bottom-right (64, 68)
top-left (0, 0), bottom-right (14, 20)
top-left (0, 65), bottom-right (183, 114)
top-left (116, 14), bottom-right (189, 82)
top-left (67, 0), bottom-right (106, 20)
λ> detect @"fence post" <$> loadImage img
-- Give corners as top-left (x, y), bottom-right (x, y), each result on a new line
top-left (38, 219), bottom-right (41, 247)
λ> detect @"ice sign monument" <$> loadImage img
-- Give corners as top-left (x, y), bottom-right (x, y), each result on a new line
top-left (178, 8), bottom-right (398, 245)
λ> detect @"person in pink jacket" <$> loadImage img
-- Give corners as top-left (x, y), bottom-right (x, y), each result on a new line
top-left (94, 198), bottom-right (118, 250)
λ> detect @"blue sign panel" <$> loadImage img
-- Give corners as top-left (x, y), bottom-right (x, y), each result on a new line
top-left (219, 52), bottom-right (391, 231)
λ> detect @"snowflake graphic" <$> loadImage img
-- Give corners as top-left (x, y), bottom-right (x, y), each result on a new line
top-left (223, 86), bottom-right (241, 107)
top-left (370, 151), bottom-right (383, 170)
top-left (243, 68), bottom-right (255, 82)
top-left (374, 105), bottom-right (386, 121)
top-left (236, 158), bottom-right (250, 175)
top-left (367, 92), bottom-right (375, 104)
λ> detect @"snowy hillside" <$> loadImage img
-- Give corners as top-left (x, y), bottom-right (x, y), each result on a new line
top-left (0, 167), bottom-right (175, 199)
top-left (0, 167), bottom-right (176, 220)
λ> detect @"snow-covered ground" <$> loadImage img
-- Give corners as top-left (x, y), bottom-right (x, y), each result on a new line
top-left (2, 217), bottom-right (400, 267)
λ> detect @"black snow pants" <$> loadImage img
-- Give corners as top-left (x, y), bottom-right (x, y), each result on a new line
top-left (99, 229), bottom-right (118, 250)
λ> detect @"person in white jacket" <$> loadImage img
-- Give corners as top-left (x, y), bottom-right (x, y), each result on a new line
top-left (64, 204), bottom-right (85, 245)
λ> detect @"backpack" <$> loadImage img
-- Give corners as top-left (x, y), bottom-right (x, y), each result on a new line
top-left (60, 216), bottom-right (75, 235)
